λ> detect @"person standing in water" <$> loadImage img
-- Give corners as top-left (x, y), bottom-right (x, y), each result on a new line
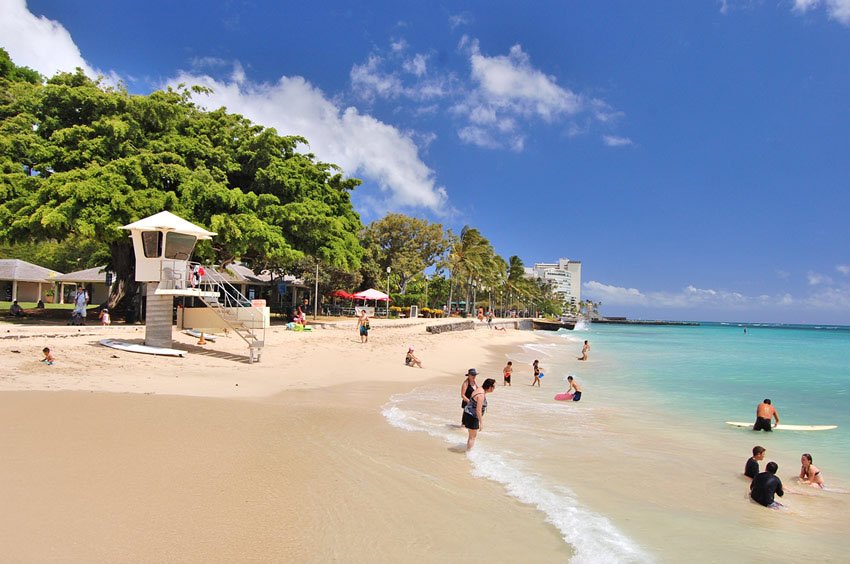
top-left (531, 360), bottom-right (541, 387)
top-left (461, 368), bottom-right (478, 410)
top-left (577, 340), bottom-right (590, 361)
top-left (753, 399), bottom-right (779, 431)
top-left (799, 453), bottom-right (825, 488)
top-left (566, 375), bottom-right (582, 401)
top-left (503, 361), bottom-right (512, 386)
top-left (463, 378), bottom-right (497, 450)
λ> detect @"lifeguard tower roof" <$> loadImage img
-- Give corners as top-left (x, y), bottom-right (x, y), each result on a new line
top-left (121, 211), bottom-right (216, 239)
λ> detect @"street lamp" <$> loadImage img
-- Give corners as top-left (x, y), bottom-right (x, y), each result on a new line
top-left (386, 266), bottom-right (391, 317)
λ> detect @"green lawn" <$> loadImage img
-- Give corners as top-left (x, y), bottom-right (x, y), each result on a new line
top-left (2, 301), bottom-right (75, 310)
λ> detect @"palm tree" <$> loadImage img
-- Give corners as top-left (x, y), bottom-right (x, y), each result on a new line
top-left (445, 226), bottom-right (493, 314)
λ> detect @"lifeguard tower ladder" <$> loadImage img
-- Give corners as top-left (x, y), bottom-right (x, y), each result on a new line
top-left (122, 211), bottom-right (269, 363)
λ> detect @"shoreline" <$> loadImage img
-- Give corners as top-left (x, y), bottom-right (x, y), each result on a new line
top-left (0, 320), bottom-right (574, 560)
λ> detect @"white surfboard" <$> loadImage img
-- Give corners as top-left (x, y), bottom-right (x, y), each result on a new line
top-left (100, 339), bottom-right (187, 357)
top-left (183, 329), bottom-right (217, 342)
top-left (726, 421), bottom-right (837, 431)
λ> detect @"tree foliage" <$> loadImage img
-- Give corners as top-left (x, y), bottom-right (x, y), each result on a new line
top-left (361, 213), bottom-right (447, 294)
top-left (0, 52), bottom-right (363, 312)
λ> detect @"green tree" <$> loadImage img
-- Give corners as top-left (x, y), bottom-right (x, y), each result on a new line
top-left (361, 214), bottom-right (447, 294)
top-left (0, 58), bottom-right (364, 314)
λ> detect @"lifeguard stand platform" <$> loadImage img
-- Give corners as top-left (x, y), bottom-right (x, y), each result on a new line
top-left (122, 211), bottom-right (269, 363)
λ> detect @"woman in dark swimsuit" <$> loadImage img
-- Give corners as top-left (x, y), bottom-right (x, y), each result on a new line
top-left (460, 369), bottom-right (478, 420)
top-left (463, 378), bottom-right (497, 450)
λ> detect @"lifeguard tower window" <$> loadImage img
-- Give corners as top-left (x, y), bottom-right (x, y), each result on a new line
top-left (165, 232), bottom-right (197, 260)
top-left (141, 232), bottom-right (162, 258)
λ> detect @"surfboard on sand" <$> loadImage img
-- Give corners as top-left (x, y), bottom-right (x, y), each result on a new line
top-left (183, 329), bottom-right (217, 342)
top-left (554, 392), bottom-right (574, 401)
top-left (100, 339), bottom-right (187, 357)
top-left (725, 421), bottom-right (837, 431)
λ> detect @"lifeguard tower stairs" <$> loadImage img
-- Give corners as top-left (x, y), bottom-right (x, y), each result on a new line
top-left (157, 261), bottom-right (267, 363)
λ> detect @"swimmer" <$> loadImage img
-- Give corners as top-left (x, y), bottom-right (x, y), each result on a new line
top-left (799, 453), bottom-right (825, 488)
top-left (750, 461), bottom-right (784, 508)
top-left (577, 340), bottom-right (590, 361)
top-left (753, 398), bottom-right (779, 432)
top-left (745, 446), bottom-right (766, 480)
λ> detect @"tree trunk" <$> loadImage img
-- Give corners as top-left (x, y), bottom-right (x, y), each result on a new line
top-left (107, 240), bottom-right (139, 318)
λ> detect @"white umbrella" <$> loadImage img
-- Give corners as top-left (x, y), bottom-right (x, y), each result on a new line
top-left (352, 288), bottom-right (391, 316)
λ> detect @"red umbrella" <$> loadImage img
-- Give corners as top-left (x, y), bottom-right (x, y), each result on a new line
top-left (329, 289), bottom-right (353, 299)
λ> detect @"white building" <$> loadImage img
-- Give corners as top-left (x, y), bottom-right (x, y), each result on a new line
top-left (530, 258), bottom-right (582, 307)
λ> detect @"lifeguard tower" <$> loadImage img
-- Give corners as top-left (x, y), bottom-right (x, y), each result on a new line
top-left (121, 211), bottom-right (269, 363)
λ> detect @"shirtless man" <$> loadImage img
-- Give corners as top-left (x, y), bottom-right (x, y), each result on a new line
top-left (566, 375), bottom-right (582, 401)
top-left (799, 453), bottom-right (825, 488)
top-left (753, 399), bottom-right (779, 432)
top-left (577, 340), bottom-right (590, 361)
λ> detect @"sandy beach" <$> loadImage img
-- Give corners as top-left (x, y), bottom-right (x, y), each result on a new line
top-left (0, 319), bottom-right (571, 561)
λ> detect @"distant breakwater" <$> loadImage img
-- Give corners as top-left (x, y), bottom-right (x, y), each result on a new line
top-left (592, 318), bottom-right (699, 326)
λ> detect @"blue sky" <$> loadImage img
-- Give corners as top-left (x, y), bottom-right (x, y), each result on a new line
top-left (2, 0), bottom-right (850, 323)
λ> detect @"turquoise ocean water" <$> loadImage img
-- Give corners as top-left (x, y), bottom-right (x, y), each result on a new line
top-left (384, 321), bottom-right (850, 562)
top-left (588, 321), bottom-right (850, 475)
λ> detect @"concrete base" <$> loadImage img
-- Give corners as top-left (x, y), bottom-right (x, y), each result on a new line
top-left (145, 285), bottom-right (174, 348)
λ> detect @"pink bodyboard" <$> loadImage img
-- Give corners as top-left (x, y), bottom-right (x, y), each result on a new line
top-left (554, 393), bottom-right (574, 401)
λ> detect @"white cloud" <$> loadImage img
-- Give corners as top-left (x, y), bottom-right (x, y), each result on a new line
top-left (169, 68), bottom-right (448, 212)
top-left (390, 39), bottom-right (408, 52)
top-left (603, 135), bottom-right (633, 147)
top-left (807, 271), bottom-right (834, 285)
top-left (449, 13), bottom-right (473, 29)
top-left (467, 41), bottom-right (581, 121)
top-left (836, 264), bottom-right (850, 275)
top-left (584, 281), bottom-right (787, 309)
top-left (0, 0), bottom-right (113, 80)
top-left (350, 56), bottom-right (406, 100)
top-left (791, 0), bottom-right (850, 25)
top-left (403, 53), bottom-right (428, 77)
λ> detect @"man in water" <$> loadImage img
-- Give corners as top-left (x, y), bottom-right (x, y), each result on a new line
top-left (750, 461), bottom-right (784, 508)
top-left (745, 446), bottom-right (766, 479)
top-left (753, 399), bottom-right (779, 431)
top-left (567, 375), bottom-right (582, 401)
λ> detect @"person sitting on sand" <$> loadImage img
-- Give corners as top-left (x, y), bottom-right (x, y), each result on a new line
top-left (753, 399), bottom-right (779, 432)
top-left (41, 347), bottom-right (54, 365)
top-left (503, 361), bottom-right (512, 386)
top-left (463, 377), bottom-right (496, 450)
top-left (405, 347), bottom-right (422, 368)
top-left (99, 308), bottom-right (111, 326)
top-left (577, 340), bottom-right (590, 361)
top-left (745, 446), bottom-right (766, 480)
top-left (750, 461), bottom-right (784, 508)
top-left (566, 375), bottom-right (582, 401)
top-left (799, 453), bottom-right (824, 488)
top-left (9, 300), bottom-right (24, 317)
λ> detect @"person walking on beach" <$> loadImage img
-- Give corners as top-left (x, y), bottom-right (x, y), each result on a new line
top-left (73, 286), bottom-right (89, 323)
top-left (503, 361), bottom-right (512, 386)
top-left (753, 399), bottom-right (779, 431)
top-left (566, 375), bottom-right (582, 401)
top-left (577, 340), bottom-right (590, 361)
top-left (750, 461), bottom-right (784, 508)
top-left (357, 309), bottom-right (370, 343)
top-left (799, 453), bottom-right (825, 488)
top-left (463, 377), bottom-right (496, 450)
top-left (745, 446), bottom-right (766, 479)
top-left (531, 360), bottom-right (541, 386)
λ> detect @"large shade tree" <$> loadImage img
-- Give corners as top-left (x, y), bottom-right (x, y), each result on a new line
top-left (0, 51), bottom-right (363, 312)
